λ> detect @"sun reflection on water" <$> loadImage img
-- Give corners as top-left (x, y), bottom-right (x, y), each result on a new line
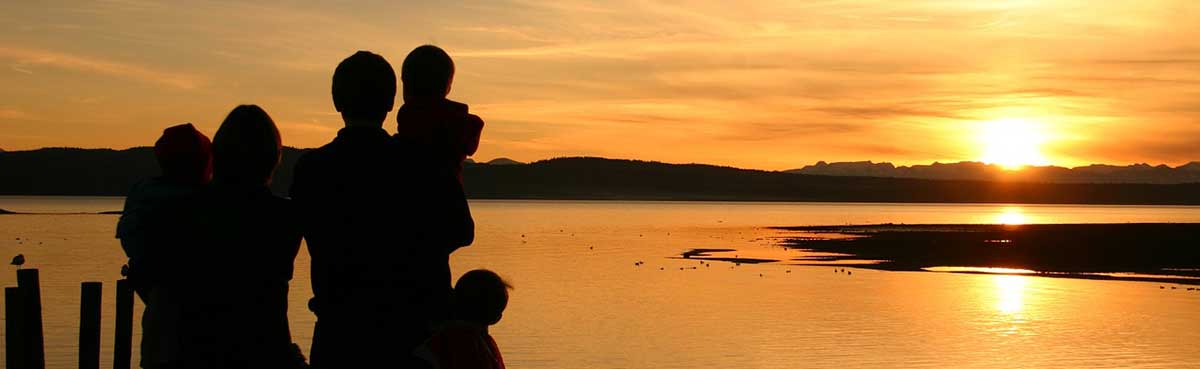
top-left (994, 275), bottom-right (1028, 314)
top-left (995, 207), bottom-right (1029, 225)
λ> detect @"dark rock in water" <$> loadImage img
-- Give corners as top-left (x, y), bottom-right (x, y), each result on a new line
top-left (681, 248), bottom-right (736, 259)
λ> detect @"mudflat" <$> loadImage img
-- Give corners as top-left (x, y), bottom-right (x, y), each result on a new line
top-left (776, 223), bottom-right (1200, 285)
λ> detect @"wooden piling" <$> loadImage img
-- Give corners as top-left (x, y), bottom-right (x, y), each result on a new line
top-left (113, 279), bottom-right (134, 369)
top-left (79, 282), bottom-right (103, 369)
top-left (16, 269), bottom-right (46, 369)
top-left (5, 287), bottom-right (27, 369)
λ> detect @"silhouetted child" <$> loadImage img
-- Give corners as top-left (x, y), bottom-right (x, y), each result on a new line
top-left (396, 45), bottom-right (481, 326)
top-left (116, 123), bottom-right (212, 300)
top-left (417, 269), bottom-right (511, 369)
top-left (395, 44), bottom-right (485, 183)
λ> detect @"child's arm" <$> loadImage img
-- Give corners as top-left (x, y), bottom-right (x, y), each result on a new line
top-left (462, 114), bottom-right (484, 157)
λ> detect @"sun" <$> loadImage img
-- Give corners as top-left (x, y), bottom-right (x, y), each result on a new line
top-left (977, 119), bottom-right (1050, 170)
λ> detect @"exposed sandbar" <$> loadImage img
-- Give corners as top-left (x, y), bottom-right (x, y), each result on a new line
top-left (776, 223), bottom-right (1200, 285)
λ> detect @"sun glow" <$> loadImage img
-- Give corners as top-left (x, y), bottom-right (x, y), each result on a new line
top-left (977, 119), bottom-right (1050, 170)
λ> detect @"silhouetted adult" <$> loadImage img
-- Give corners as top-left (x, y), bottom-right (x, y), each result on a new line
top-left (290, 51), bottom-right (474, 368)
top-left (140, 105), bottom-right (303, 368)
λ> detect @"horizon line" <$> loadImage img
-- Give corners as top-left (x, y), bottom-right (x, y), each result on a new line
top-left (3, 145), bottom-right (1199, 172)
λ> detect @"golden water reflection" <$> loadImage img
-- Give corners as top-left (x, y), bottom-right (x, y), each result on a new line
top-left (923, 266), bottom-right (1036, 274)
top-left (993, 275), bottom-right (1029, 314)
top-left (994, 207), bottom-right (1029, 225)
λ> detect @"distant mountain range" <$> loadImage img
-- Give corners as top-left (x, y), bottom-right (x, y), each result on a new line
top-left (788, 160), bottom-right (1200, 184)
top-left (2, 147), bottom-right (1199, 205)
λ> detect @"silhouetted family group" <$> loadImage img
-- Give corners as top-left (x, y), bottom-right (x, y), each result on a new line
top-left (115, 46), bottom-right (508, 369)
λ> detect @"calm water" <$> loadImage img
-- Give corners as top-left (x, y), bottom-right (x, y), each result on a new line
top-left (2, 197), bottom-right (1199, 368)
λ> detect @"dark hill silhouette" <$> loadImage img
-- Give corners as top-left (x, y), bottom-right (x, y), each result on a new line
top-left (788, 160), bottom-right (1200, 184)
top-left (0, 147), bottom-right (305, 195)
top-left (483, 157), bottom-right (523, 166)
top-left (462, 157), bottom-right (1200, 204)
top-left (3, 149), bottom-right (1200, 204)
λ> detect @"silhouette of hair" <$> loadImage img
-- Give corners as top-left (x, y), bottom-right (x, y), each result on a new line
top-left (212, 105), bottom-right (282, 185)
top-left (402, 45), bottom-right (455, 99)
top-left (453, 269), bottom-right (511, 326)
top-left (154, 123), bottom-right (212, 185)
top-left (332, 51), bottom-right (397, 117)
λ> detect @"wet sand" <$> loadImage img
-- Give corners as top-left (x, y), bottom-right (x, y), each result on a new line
top-left (774, 223), bottom-right (1200, 285)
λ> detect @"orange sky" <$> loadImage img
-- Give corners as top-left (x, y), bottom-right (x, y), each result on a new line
top-left (1, 1), bottom-right (1197, 170)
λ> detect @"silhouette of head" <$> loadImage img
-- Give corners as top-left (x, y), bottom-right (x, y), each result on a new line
top-left (332, 51), bottom-right (396, 123)
top-left (212, 105), bottom-right (281, 186)
top-left (401, 45), bottom-right (455, 100)
top-left (154, 123), bottom-right (212, 185)
top-left (453, 269), bottom-right (511, 326)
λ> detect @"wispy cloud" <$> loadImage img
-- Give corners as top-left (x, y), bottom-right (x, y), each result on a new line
top-left (0, 46), bottom-right (204, 89)
top-left (277, 121), bottom-right (336, 134)
top-left (0, 107), bottom-right (35, 120)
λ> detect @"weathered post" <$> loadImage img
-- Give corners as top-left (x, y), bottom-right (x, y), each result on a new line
top-left (17, 269), bottom-right (46, 369)
top-left (113, 279), bottom-right (134, 369)
top-left (79, 281), bottom-right (103, 369)
top-left (5, 286), bottom-right (27, 369)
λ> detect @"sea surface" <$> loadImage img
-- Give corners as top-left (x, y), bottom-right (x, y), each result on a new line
top-left (2, 197), bottom-right (1199, 368)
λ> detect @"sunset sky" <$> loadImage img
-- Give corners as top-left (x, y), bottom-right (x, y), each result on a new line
top-left (1, 0), bottom-right (1197, 170)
